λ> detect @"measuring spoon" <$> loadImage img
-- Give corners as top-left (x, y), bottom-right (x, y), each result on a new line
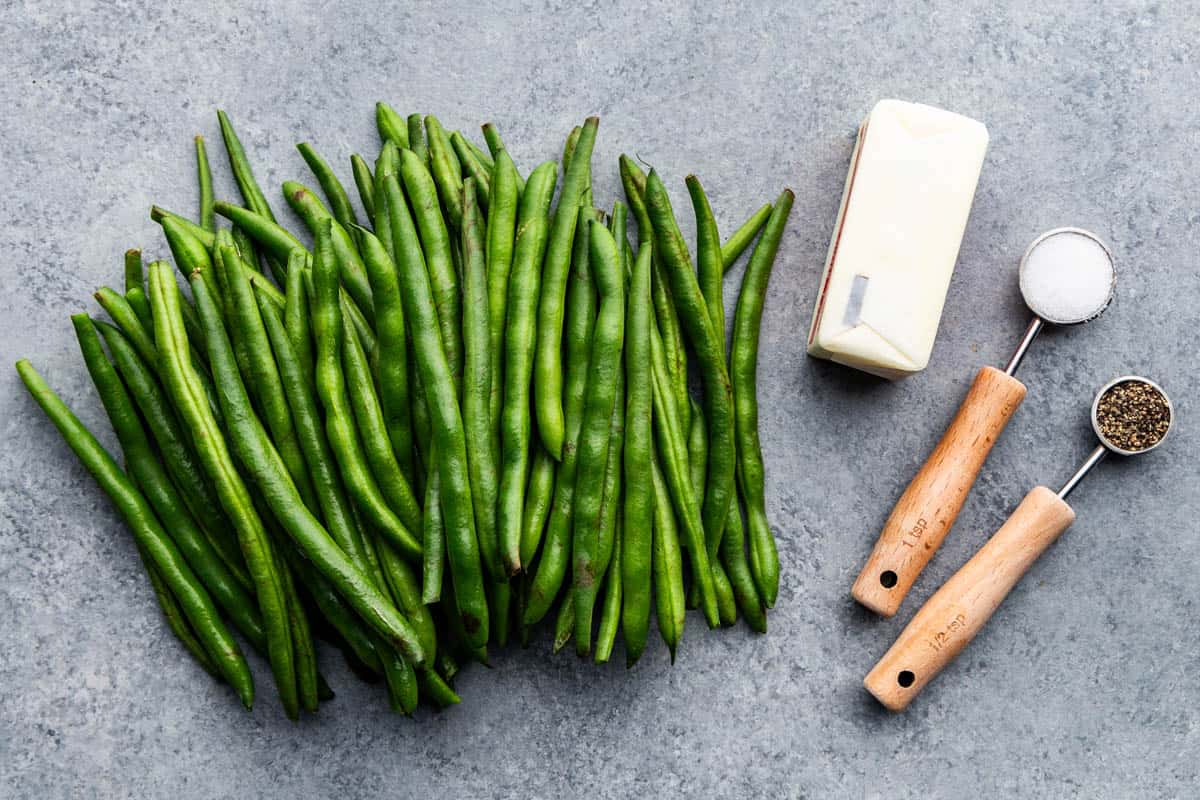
top-left (852, 228), bottom-right (1115, 616)
top-left (864, 376), bottom-right (1172, 711)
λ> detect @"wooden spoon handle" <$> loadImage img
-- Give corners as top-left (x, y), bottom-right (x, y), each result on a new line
top-left (864, 486), bottom-right (1076, 711)
top-left (852, 366), bottom-right (1027, 616)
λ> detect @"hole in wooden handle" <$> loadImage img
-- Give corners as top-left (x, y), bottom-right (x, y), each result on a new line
top-left (879, 570), bottom-right (898, 588)
top-left (897, 670), bottom-right (915, 688)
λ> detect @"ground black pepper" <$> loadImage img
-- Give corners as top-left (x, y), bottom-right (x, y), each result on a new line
top-left (1095, 380), bottom-right (1171, 452)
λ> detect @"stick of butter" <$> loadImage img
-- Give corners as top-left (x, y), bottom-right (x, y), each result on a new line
top-left (806, 99), bottom-right (988, 379)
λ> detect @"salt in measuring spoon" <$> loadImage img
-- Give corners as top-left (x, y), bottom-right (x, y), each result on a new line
top-left (852, 228), bottom-right (1116, 617)
top-left (865, 377), bottom-right (1171, 711)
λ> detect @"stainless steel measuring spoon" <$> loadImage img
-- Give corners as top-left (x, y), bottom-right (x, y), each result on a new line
top-left (865, 376), bottom-right (1172, 711)
top-left (853, 228), bottom-right (1116, 617)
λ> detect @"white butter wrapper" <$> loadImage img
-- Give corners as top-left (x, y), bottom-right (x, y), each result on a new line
top-left (806, 99), bottom-right (988, 379)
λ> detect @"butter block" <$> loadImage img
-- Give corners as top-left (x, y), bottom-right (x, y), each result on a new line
top-left (806, 99), bottom-right (988, 379)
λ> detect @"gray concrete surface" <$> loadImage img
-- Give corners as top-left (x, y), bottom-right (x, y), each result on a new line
top-left (2, 1), bottom-right (1197, 797)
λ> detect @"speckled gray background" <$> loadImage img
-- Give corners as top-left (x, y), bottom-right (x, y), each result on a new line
top-left (1, 1), bottom-right (1196, 797)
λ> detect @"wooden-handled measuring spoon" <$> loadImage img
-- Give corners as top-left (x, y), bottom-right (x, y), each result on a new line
top-left (864, 376), bottom-right (1173, 711)
top-left (852, 228), bottom-right (1116, 616)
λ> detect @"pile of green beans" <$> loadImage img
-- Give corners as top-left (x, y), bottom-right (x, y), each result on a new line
top-left (16, 103), bottom-right (792, 717)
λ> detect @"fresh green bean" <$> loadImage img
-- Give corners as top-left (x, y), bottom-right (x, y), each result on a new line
top-left (374, 537), bottom-right (437, 661)
top-left (282, 181), bottom-right (375, 324)
top-left (187, 261), bottom-right (427, 666)
top-left (535, 116), bottom-right (599, 460)
top-left (688, 397), bottom-right (708, 506)
top-left (375, 101), bottom-right (409, 149)
top-left (339, 309), bottom-right (423, 547)
top-left (648, 318), bottom-right (720, 627)
top-left (485, 150), bottom-right (520, 456)
top-left (398, 149), bottom-right (463, 389)
top-left (350, 154), bottom-right (375, 220)
top-left (382, 174), bottom-right (489, 648)
top-left (646, 170), bottom-right (736, 565)
top-left (283, 251), bottom-right (315, 391)
top-left (418, 667), bottom-right (461, 708)
top-left (481, 123), bottom-right (526, 194)
top-left (406, 114), bottom-right (428, 165)
top-left (583, 364), bottom-right (625, 657)
top-left (519, 444), bottom-right (555, 567)
top-left (274, 539), bottom-right (320, 713)
top-left (309, 222), bottom-right (422, 560)
top-left (16, 359), bottom-right (255, 707)
top-left (352, 225), bottom-right (413, 483)
top-left (217, 110), bottom-right (277, 222)
top-left (490, 580), bottom-right (511, 648)
top-left (562, 126), bottom-right (582, 168)
top-left (523, 202), bottom-right (595, 622)
top-left (124, 249), bottom-right (143, 293)
top-left (687, 175), bottom-right (725, 345)
top-left (593, 518), bottom-right (621, 665)
top-left (421, 454), bottom-right (444, 603)
top-left (451, 131), bottom-right (491, 208)
top-left (622, 243), bottom-right (654, 666)
top-left (424, 116), bottom-right (464, 230)
top-left (161, 216), bottom-right (221, 304)
top-left (298, 142), bottom-right (358, 231)
top-left (220, 244), bottom-right (320, 514)
top-left (461, 179), bottom-right (501, 579)
top-left (721, 496), bottom-right (766, 633)
top-left (495, 161), bottom-right (558, 585)
top-left (731, 190), bottom-right (793, 608)
top-left (571, 221), bottom-right (625, 655)
top-left (213, 201), bottom-right (303, 265)
top-left (722, 202), bottom-right (772, 273)
top-left (125, 286), bottom-right (153, 333)
top-left (650, 452), bottom-right (684, 662)
top-left (195, 135), bottom-right (215, 233)
top-left (231, 225), bottom-right (262, 277)
top-left (150, 205), bottom-right (215, 249)
top-left (552, 590), bottom-right (574, 654)
top-left (139, 548), bottom-right (221, 679)
top-left (466, 137), bottom-right (494, 170)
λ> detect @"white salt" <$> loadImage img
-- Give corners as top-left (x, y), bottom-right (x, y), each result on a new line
top-left (1019, 231), bottom-right (1115, 324)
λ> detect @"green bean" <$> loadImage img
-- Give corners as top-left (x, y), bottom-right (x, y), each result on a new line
top-left (124, 249), bottom-right (144, 293)
top-left (584, 365), bottom-right (625, 658)
top-left (340, 309), bottom-right (423, 548)
top-left (95, 322), bottom-right (250, 587)
top-left (219, 244), bottom-right (320, 515)
top-left (76, 316), bottom-right (267, 647)
top-left (646, 171), bottom-right (736, 566)
top-left (731, 190), bottom-right (793, 608)
top-left (682, 399), bottom-right (736, 623)
top-left (519, 444), bottom-right (555, 567)
top-left (274, 540), bottom-right (319, 713)
top-left (375, 101), bottom-right (409, 149)
top-left (461, 179), bottom-right (501, 579)
top-left (721, 496), bottom-right (766, 633)
top-left (535, 116), bottom-right (599, 460)
top-left (217, 110), bottom-right (277, 221)
top-left (593, 519), bottom-right (621, 664)
top-left (379, 177), bottom-right (489, 648)
top-left (552, 590), bottom-right (574, 654)
top-left (353, 225), bottom-right (413, 483)
top-left (350, 154), bottom-right (375, 220)
top-left (722, 202), bottom-right (772, 273)
top-left (298, 142), bottom-right (358, 231)
top-left (187, 261), bottom-right (428, 666)
top-left (485, 150), bottom-right (520, 455)
top-left (139, 548), bottom-right (221, 679)
top-left (451, 131), bottom-right (491, 208)
top-left (571, 221), bottom-right (625, 656)
top-left (342, 292), bottom-right (377, 355)
top-left (16, 359), bottom-right (255, 707)
top-left (213, 201), bottom-right (303, 265)
top-left (195, 135), bottom-right (215, 233)
top-left (622, 243), bottom-right (654, 666)
top-left (523, 202), bottom-right (594, 622)
top-left (232, 225), bottom-right (262, 277)
top-left (283, 251), bottom-right (315, 391)
top-left (424, 116), bottom-right (464, 230)
top-left (687, 175), bottom-right (725, 345)
top-left (421, 454), bottom-right (444, 603)
top-left (161, 216), bottom-right (221, 304)
top-left (284, 541), bottom-right (381, 670)
top-left (466, 137), bottom-right (494, 170)
top-left (256, 295), bottom-right (372, 572)
top-left (150, 205), bottom-right (215, 249)
top-left (409, 342), bottom-right (433, 480)
top-left (125, 286), bottom-right (153, 333)
top-left (407, 113), bottom-right (428, 165)
top-left (148, 262), bottom-right (298, 716)
top-left (398, 150), bottom-right (463, 388)
top-left (418, 667), bottom-right (461, 708)
top-left (648, 318), bottom-right (719, 628)
top-left (481, 123), bottom-right (526, 194)
top-left (562, 125), bottom-right (582, 168)
top-left (310, 222), bottom-right (422, 560)
top-left (650, 453), bottom-right (684, 662)
top-left (374, 537), bottom-right (437, 661)
top-left (282, 181), bottom-right (375, 324)
top-left (619, 156), bottom-right (689, 430)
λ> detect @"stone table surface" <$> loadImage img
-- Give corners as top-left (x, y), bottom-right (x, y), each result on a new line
top-left (2, 1), bottom-right (1197, 797)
